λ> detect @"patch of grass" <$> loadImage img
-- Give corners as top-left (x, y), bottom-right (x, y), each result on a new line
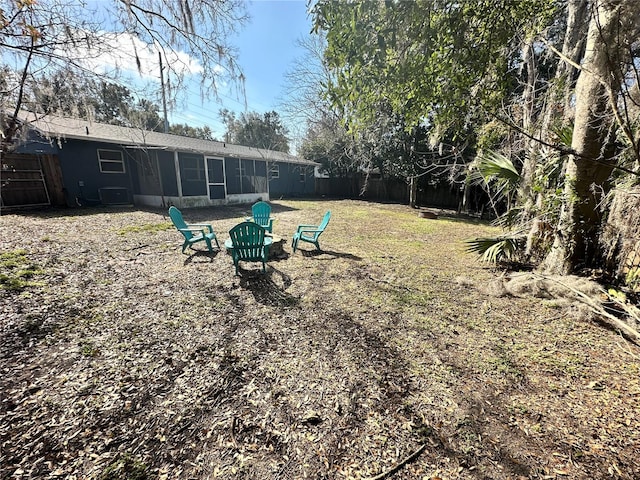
top-left (399, 219), bottom-right (438, 235)
top-left (507, 401), bottom-right (530, 416)
top-left (392, 290), bottom-right (433, 307)
top-left (349, 209), bottom-right (372, 219)
top-left (0, 249), bottom-right (44, 291)
top-left (116, 222), bottom-right (172, 236)
top-left (100, 453), bottom-right (148, 480)
top-left (526, 347), bottom-right (587, 378)
top-left (486, 344), bottom-right (525, 379)
top-left (79, 340), bottom-right (100, 357)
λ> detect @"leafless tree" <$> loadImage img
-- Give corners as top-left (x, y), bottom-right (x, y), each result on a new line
top-left (0, 0), bottom-right (248, 150)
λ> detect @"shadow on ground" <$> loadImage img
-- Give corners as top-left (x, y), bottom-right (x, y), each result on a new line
top-left (296, 249), bottom-right (362, 261)
top-left (237, 267), bottom-right (298, 307)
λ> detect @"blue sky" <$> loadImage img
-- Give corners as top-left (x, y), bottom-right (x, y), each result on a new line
top-left (6, 0), bottom-right (314, 143)
top-left (168, 0), bottom-right (314, 139)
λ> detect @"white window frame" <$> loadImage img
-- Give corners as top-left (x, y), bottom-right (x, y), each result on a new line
top-left (270, 163), bottom-right (280, 179)
top-left (98, 149), bottom-right (125, 174)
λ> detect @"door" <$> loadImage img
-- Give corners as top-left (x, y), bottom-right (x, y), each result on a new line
top-left (206, 157), bottom-right (226, 200)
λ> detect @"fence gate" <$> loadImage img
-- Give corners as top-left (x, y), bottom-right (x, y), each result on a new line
top-left (1, 154), bottom-right (64, 208)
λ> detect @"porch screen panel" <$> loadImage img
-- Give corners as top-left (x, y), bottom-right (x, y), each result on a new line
top-left (241, 159), bottom-right (255, 194)
top-left (254, 160), bottom-right (267, 193)
top-left (136, 151), bottom-right (162, 195)
top-left (179, 153), bottom-right (206, 196)
top-left (225, 158), bottom-right (241, 194)
top-left (158, 151), bottom-right (178, 196)
top-left (209, 185), bottom-right (226, 199)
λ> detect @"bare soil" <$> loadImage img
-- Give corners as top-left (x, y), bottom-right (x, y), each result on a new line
top-left (1, 199), bottom-right (639, 480)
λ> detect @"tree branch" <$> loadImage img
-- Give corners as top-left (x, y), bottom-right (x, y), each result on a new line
top-left (491, 112), bottom-right (640, 178)
top-left (364, 444), bottom-right (427, 480)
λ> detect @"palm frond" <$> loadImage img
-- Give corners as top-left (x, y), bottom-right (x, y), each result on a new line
top-left (552, 124), bottom-right (573, 148)
top-left (473, 150), bottom-right (520, 185)
top-left (469, 150), bottom-right (521, 204)
top-left (493, 206), bottom-right (524, 229)
top-left (465, 235), bottom-right (525, 264)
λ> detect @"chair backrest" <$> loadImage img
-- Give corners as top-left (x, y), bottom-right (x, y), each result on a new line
top-left (251, 201), bottom-right (272, 227)
top-left (229, 222), bottom-right (266, 261)
top-left (306, 210), bottom-right (331, 241)
top-left (168, 206), bottom-right (192, 240)
top-left (318, 211), bottom-right (331, 231)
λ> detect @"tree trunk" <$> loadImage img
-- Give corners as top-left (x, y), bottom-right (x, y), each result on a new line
top-left (524, 0), bottom-right (590, 259)
top-left (542, 1), bottom-right (637, 274)
top-left (519, 36), bottom-right (538, 205)
top-left (558, 0), bottom-right (590, 124)
top-left (408, 176), bottom-right (417, 208)
top-left (521, 0), bottom-right (588, 189)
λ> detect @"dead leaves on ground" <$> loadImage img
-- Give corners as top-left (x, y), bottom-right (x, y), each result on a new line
top-left (1, 203), bottom-right (640, 479)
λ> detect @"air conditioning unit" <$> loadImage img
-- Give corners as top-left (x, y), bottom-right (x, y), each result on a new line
top-left (98, 187), bottom-right (130, 205)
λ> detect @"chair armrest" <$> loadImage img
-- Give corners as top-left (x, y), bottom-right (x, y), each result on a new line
top-left (179, 227), bottom-right (208, 235)
top-left (295, 224), bottom-right (318, 232)
top-left (297, 227), bottom-right (321, 235)
top-left (186, 223), bottom-right (214, 233)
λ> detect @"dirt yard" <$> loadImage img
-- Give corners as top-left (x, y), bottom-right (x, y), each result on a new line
top-left (1, 199), bottom-right (639, 479)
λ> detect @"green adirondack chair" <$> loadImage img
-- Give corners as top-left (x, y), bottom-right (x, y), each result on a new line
top-left (292, 211), bottom-right (331, 253)
top-left (168, 206), bottom-right (220, 253)
top-left (227, 221), bottom-right (270, 275)
top-left (248, 201), bottom-right (274, 233)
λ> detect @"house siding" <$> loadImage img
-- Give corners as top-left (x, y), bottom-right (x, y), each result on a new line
top-left (66, 141), bottom-right (132, 203)
top-left (269, 162), bottom-right (315, 197)
top-left (17, 136), bottom-right (132, 204)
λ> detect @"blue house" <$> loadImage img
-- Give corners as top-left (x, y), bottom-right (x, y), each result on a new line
top-left (7, 113), bottom-right (317, 208)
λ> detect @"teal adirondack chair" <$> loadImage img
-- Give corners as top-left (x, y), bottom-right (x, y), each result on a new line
top-left (248, 201), bottom-right (274, 233)
top-left (292, 211), bottom-right (331, 253)
top-left (168, 206), bottom-right (220, 253)
top-left (228, 221), bottom-right (270, 275)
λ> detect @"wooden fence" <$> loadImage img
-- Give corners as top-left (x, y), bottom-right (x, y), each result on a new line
top-left (315, 175), bottom-right (469, 211)
top-left (1, 153), bottom-right (65, 208)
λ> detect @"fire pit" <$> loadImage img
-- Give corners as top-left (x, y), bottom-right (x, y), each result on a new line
top-left (265, 234), bottom-right (287, 259)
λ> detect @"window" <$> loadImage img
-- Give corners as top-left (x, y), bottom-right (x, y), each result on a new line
top-left (299, 171), bottom-right (306, 182)
top-left (98, 149), bottom-right (125, 173)
top-left (270, 164), bottom-right (280, 179)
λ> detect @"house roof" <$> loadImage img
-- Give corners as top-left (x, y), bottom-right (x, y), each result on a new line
top-left (19, 112), bottom-right (316, 166)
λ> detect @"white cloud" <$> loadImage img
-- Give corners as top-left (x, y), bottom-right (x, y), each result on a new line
top-left (64, 32), bottom-right (204, 81)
